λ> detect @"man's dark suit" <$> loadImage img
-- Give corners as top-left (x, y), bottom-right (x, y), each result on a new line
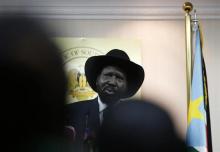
top-left (66, 97), bottom-right (100, 152)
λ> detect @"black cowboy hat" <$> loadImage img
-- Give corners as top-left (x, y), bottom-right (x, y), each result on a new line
top-left (85, 49), bottom-right (145, 98)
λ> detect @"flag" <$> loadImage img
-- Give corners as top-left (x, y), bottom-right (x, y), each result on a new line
top-left (202, 48), bottom-right (213, 152)
top-left (186, 24), bottom-right (212, 152)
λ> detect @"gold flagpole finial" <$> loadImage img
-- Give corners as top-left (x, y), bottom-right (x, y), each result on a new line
top-left (183, 2), bottom-right (193, 13)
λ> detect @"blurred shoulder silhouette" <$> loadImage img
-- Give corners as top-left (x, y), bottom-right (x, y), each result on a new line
top-left (0, 14), bottom-right (72, 152)
top-left (99, 99), bottom-right (187, 152)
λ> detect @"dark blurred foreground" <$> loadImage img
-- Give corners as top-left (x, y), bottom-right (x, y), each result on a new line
top-left (0, 14), bottom-right (73, 152)
top-left (99, 100), bottom-right (187, 152)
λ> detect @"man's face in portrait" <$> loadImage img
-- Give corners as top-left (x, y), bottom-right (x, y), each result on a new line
top-left (96, 66), bottom-right (127, 102)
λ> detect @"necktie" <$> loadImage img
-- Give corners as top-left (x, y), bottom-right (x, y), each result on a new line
top-left (99, 110), bottom-right (104, 124)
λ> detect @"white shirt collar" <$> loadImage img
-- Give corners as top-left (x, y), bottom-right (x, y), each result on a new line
top-left (98, 96), bottom-right (108, 112)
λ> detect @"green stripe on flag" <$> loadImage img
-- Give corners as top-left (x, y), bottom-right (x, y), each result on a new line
top-left (187, 147), bottom-right (199, 152)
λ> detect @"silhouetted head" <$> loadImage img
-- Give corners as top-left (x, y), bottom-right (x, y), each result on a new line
top-left (99, 99), bottom-right (186, 152)
top-left (0, 14), bottom-right (68, 151)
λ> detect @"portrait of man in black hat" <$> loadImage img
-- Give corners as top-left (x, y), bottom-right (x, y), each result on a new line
top-left (65, 49), bottom-right (145, 151)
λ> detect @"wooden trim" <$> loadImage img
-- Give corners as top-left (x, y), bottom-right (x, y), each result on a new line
top-left (0, 1), bottom-right (220, 20)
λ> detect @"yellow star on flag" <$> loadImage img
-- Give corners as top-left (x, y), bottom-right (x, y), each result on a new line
top-left (188, 96), bottom-right (204, 126)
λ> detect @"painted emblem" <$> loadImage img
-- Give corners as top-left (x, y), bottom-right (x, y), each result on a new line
top-left (63, 47), bottom-right (103, 103)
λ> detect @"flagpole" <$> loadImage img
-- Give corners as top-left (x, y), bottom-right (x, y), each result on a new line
top-left (183, 2), bottom-right (193, 111)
